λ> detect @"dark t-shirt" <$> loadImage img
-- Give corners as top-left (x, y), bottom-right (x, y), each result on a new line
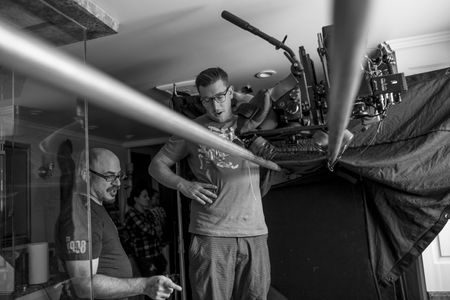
top-left (55, 193), bottom-right (132, 298)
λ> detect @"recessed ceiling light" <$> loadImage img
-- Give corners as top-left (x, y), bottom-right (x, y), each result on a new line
top-left (254, 70), bottom-right (277, 78)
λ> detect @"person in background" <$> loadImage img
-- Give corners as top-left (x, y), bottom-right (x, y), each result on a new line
top-left (55, 147), bottom-right (181, 300)
top-left (125, 184), bottom-right (168, 277)
top-left (149, 67), bottom-right (271, 300)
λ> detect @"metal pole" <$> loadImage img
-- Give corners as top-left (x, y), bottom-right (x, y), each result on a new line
top-left (327, 0), bottom-right (374, 167)
top-left (0, 20), bottom-right (280, 172)
top-left (175, 163), bottom-right (187, 300)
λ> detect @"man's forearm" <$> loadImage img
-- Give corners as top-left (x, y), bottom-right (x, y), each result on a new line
top-left (149, 154), bottom-right (217, 205)
top-left (71, 274), bottom-right (146, 299)
top-left (149, 159), bottom-right (187, 191)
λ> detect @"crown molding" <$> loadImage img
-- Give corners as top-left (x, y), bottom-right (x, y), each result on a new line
top-left (122, 137), bottom-right (168, 148)
top-left (385, 31), bottom-right (450, 50)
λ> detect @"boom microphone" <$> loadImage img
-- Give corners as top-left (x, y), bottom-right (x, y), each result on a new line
top-left (221, 10), bottom-right (296, 60)
top-left (221, 10), bottom-right (251, 30)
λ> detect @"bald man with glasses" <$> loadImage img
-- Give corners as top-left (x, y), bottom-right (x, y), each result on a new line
top-left (55, 148), bottom-right (181, 300)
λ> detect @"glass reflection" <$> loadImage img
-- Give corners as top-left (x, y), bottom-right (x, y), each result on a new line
top-left (0, 1), bottom-right (91, 298)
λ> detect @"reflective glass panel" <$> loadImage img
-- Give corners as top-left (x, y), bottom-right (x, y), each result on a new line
top-left (0, 1), bottom-right (92, 299)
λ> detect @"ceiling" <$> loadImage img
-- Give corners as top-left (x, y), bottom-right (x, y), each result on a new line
top-left (4, 0), bottom-right (450, 145)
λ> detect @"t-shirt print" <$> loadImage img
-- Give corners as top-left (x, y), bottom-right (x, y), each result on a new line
top-left (197, 125), bottom-right (240, 170)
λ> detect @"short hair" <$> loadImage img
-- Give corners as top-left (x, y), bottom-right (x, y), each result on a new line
top-left (195, 67), bottom-right (229, 91)
top-left (127, 184), bottom-right (155, 207)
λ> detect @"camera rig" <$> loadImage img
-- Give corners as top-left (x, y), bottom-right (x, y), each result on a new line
top-left (221, 11), bottom-right (408, 167)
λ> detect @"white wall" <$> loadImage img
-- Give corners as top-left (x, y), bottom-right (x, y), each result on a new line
top-left (386, 31), bottom-right (450, 76)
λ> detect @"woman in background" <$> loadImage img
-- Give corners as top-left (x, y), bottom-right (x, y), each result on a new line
top-left (125, 184), bottom-right (168, 277)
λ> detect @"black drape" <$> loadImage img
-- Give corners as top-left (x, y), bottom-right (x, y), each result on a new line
top-left (340, 67), bottom-right (450, 286)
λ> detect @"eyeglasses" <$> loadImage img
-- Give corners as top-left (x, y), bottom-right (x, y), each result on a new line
top-left (89, 169), bottom-right (126, 183)
top-left (200, 86), bottom-right (230, 104)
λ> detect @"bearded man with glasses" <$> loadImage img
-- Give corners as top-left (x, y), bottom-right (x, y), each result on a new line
top-left (150, 67), bottom-right (271, 300)
top-left (55, 148), bottom-right (181, 300)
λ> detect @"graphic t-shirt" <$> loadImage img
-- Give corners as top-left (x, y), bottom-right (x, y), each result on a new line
top-left (160, 115), bottom-right (268, 237)
top-left (55, 193), bottom-right (132, 279)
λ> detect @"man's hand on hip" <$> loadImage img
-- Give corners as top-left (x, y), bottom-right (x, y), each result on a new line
top-left (177, 180), bottom-right (217, 205)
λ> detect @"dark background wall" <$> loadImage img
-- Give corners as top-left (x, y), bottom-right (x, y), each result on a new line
top-left (262, 171), bottom-right (426, 300)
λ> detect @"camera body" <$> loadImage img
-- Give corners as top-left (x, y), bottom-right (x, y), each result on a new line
top-left (268, 39), bottom-right (407, 132)
top-left (239, 27), bottom-right (408, 164)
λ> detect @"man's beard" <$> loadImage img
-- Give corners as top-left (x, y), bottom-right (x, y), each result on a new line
top-left (103, 186), bottom-right (119, 203)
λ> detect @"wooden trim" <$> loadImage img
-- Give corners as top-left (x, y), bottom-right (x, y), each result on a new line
top-left (122, 137), bottom-right (169, 148)
top-left (428, 291), bottom-right (450, 300)
top-left (386, 31), bottom-right (450, 50)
